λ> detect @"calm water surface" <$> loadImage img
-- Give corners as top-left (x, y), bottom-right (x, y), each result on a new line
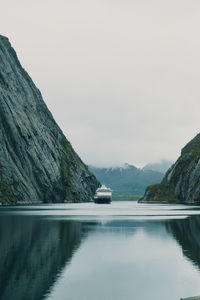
top-left (1, 201), bottom-right (200, 300)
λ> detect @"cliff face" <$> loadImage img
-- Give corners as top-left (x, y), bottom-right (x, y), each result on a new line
top-left (0, 35), bottom-right (99, 204)
top-left (141, 133), bottom-right (200, 204)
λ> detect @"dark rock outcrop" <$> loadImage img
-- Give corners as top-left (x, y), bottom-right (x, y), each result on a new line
top-left (0, 35), bottom-right (99, 204)
top-left (140, 133), bottom-right (200, 204)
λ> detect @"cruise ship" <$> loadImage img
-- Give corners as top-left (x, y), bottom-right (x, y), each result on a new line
top-left (94, 185), bottom-right (112, 204)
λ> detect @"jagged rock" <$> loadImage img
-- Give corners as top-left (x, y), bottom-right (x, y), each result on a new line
top-left (140, 133), bottom-right (200, 204)
top-left (0, 35), bottom-right (99, 204)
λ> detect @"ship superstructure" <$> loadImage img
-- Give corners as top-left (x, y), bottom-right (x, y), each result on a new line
top-left (94, 185), bottom-right (112, 204)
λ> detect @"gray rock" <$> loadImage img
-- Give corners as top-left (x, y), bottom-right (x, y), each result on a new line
top-left (140, 133), bottom-right (200, 204)
top-left (0, 35), bottom-right (99, 204)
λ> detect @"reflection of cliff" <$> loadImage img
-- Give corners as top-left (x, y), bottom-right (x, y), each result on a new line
top-left (0, 216), bottom-right (88, 300)
top-left (167, 216), bottom-right (200, 269)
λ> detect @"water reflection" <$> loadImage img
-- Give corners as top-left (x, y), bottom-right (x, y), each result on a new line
top-left (167, 215), bottom-right (200, 270)
top-left (46, 219), bottom-right (200, 300)
top-left (0, 215), bottom-right (90, 300)
top-left (1, 203), bottom-right (200, 300)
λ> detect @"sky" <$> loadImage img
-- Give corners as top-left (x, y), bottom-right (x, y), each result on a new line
top-left (1, 0), bottom-right (200, 167)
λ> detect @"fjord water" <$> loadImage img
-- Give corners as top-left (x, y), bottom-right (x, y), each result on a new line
top-left (1, 202), bottom-right (200, 300)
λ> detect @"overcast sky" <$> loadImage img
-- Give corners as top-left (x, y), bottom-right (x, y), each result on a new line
top-left (1, 0), bottom-right (200, 167)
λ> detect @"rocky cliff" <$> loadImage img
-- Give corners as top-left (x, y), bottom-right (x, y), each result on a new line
top-left (140, 133), bottom-right (200, 204)
top-left (0, 35), bottom-right (99, 204)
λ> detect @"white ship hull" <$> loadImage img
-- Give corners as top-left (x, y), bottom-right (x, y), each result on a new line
top-left (94, 185), bottom-right (112, 204)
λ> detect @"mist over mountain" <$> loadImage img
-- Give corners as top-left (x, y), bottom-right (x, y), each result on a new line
top-left (142, 160), bottom-right (174, 174)
top-left (89, 163), bottom-right (163, 195)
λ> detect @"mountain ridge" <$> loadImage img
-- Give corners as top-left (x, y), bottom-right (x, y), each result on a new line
top-left (0, 35), bottom-right (99, 204)
top-left (141, 133), bottom-right (200, 204)
top-left (142, 159), bottom-right (173, 174)
top-left (89, 163), bottom-right (163, 195)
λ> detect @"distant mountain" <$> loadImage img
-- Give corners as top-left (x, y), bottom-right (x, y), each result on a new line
top-left (89, 163), bottom-right (163, 195)
top-left (142, 160), bottom-right (173, 174)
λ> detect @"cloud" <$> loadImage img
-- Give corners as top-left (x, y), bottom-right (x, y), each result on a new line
top-left (1, 0), bottom-right (200, 167)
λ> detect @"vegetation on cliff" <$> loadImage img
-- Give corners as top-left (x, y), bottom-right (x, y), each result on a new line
top-left (140, 133), bottom-right (200, 204)
top-left (0, 35), bottom-right (99, 204)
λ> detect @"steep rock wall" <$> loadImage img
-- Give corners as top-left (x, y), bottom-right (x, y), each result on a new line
top-left (141, 133), bottom-right (200, 204)
top-left (0, 35), bottom-right (99, 204)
